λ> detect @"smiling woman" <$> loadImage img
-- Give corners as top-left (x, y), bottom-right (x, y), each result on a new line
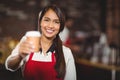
top-left (40, 9), bottom-right (60, 39)
top-left (5, 4), bottom-right (76, 80)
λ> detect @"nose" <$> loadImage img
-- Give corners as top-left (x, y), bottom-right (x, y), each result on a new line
top-left (48, 22), bottom-right (54, 28)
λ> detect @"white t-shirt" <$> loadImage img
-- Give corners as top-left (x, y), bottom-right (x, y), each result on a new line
top-left (5, 36), bottom-right (76, 80)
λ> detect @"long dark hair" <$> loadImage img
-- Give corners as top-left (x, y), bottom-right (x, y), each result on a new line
top-left (38, 4), bottom-right (66, 78)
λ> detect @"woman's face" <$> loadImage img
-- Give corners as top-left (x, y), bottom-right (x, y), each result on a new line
top-left (40, 9), bottom-right (60, 39)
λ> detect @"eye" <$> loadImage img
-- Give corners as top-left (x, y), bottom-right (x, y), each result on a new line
top-left (44, 19), bottom-right (49, 22)
top-left (54, 21), bottom-right (60, 24)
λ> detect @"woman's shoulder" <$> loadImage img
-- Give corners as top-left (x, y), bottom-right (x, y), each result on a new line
top-left (62, 45), bottom-right (73, 57)
top-left (62, 45), bottom-right (75, 64)
top-left (62, 45), bottom-right (71, 52)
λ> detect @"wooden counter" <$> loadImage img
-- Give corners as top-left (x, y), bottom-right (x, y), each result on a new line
top-left (75, 57), bottom-right (120, 71)
top-left (75, 57), bottom-right (120, 80)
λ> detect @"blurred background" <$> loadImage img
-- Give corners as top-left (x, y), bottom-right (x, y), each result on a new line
top-left (0, 0), bottom-right (119, 80)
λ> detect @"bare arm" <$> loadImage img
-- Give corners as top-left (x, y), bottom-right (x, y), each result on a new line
top-left (5, 43), bottom-right (24, 71)
top-left (5, 36), bottom-right (34, 71)
top-left (6, 52), bottom-right (23, 71)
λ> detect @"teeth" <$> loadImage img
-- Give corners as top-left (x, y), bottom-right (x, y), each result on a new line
top-left (46, 29), bottom-right (53, 33)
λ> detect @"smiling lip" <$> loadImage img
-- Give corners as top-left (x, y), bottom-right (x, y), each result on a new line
top-left (46, 29), bottom-right (54, 34)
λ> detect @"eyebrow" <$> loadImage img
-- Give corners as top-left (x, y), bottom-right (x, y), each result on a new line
top-left (43, 17), bottom-right (59, 21)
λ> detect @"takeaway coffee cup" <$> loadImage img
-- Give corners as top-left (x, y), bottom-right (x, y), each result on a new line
top-left (25, 31), bottom-right (41, 52)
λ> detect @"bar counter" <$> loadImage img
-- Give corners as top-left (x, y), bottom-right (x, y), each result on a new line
top-left (75, 56), bottom-right (120, 80)
top-left (75, 57), bottom-right (120, 71)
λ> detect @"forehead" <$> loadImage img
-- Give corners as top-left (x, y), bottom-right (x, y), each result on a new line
top-left (43, 9), bottom-right (59, 19)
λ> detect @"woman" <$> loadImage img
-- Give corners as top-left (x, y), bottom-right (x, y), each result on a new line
top-left (5, 5), bottom-right (76, 80)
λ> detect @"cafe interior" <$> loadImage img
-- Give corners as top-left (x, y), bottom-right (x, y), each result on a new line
top-left (0, 0), bottom-right (119, 80)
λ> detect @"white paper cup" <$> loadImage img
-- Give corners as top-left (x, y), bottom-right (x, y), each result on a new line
top-left (25, 31), bottom-right (41, 52)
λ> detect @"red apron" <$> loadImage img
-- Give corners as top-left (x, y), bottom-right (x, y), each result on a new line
top-left (23, 52), bottom-right (62, 80)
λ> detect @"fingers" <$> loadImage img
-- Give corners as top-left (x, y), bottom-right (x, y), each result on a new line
top-left (19, 40), bottom-right (35, 58)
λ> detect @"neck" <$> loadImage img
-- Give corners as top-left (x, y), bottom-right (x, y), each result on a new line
top-left (40, 36), bottom-right (53, 54)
